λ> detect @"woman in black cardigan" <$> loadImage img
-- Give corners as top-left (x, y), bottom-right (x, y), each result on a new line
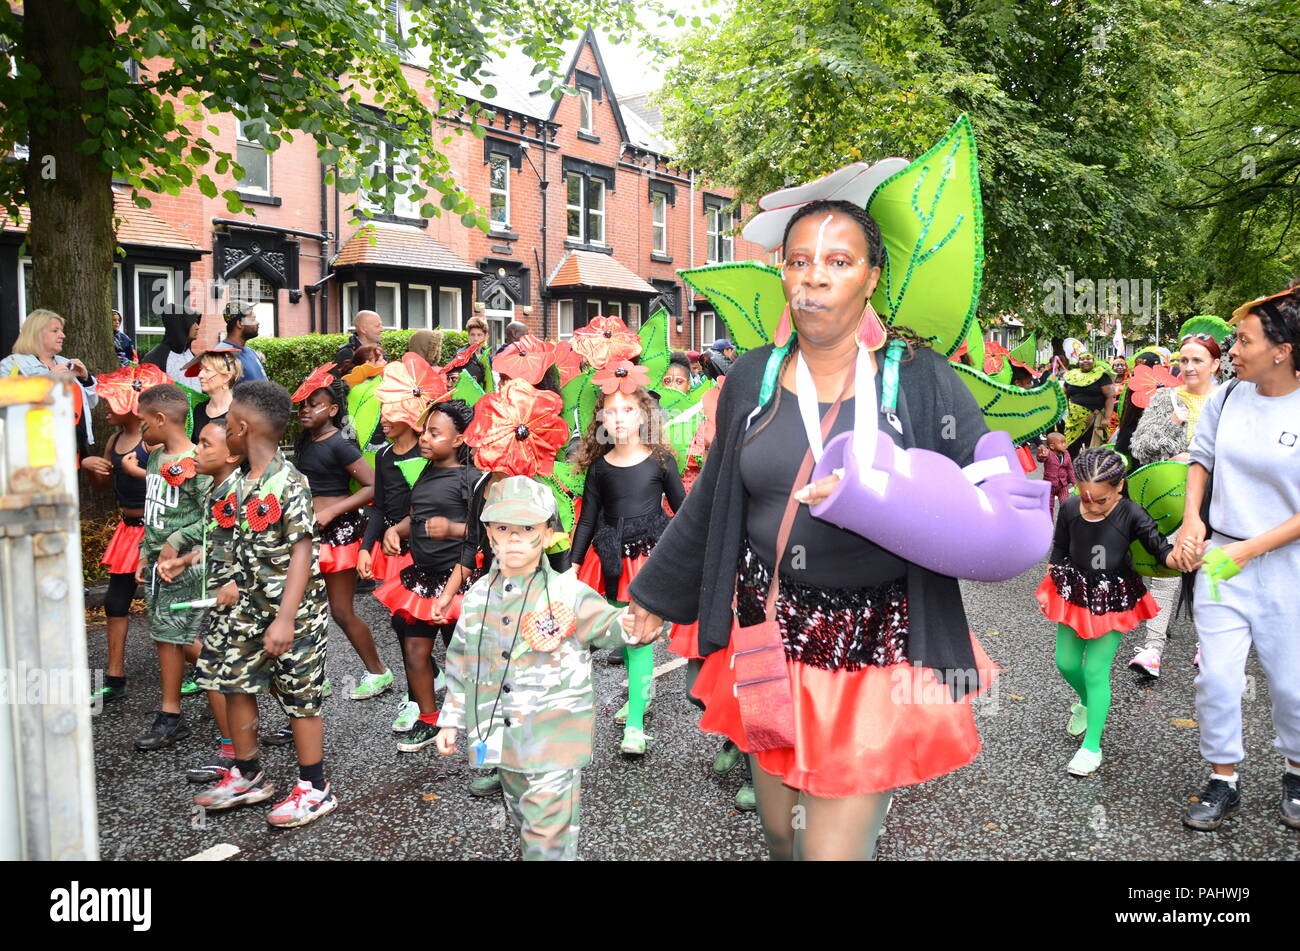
top-left (626, 200), bottom-right (1015, 860)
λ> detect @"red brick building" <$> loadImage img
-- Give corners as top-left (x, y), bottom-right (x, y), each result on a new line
top-left (1, 27), bottom-right (767, 356)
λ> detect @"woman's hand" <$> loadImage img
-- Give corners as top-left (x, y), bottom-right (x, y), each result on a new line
top-left (356, 549), bottom-right (373, 580)
top-left (1217, 540), bottom-right (1260, 573)
top-left (435, 728), bottom-right (458, 756)
top-left (66, 358), bottom-right (89, 381)
top-left (314, 505), bottom-right (335, 529)
top-left (625, 601), bottom-right (665, 645)
top-left (794, 472), bottom-right (841, 507)
top-left (1171, 515), bottom-right (1207, 571)
top-left (424, 516), bottom-right (455, 539)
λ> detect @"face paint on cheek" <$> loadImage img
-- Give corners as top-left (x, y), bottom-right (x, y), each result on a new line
top-left (525, 533), bottom-right (545, 552)
top-left (812, 214), bottom-right (833, 267)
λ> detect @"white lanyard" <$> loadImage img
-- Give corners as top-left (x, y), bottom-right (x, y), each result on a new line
top-left (794, 344), bottom-right (879, 472)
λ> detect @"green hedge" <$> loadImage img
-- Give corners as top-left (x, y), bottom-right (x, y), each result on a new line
top-left (247, 329), bottom-right (468, 397)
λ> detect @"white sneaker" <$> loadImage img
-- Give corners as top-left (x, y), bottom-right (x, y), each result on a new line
top-left (1066, 746), bottom-right (1102, 777)
top-left (1129, 647), bottom-right (1161, 678)
top-left (266, 780), bottom-right (337, 828)
top-left (391, 699), bottom-right (419, 733)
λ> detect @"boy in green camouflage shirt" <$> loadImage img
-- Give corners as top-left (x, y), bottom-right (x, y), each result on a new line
top-left (133, 384), bottom-right (212, 752)
top-left (436, 476), bottom-right (658, 860)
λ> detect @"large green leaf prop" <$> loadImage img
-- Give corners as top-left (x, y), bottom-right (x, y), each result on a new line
top-left (638, 307), bottom-right (672, 383)
top-left (962, 322), bottom-right (986, 376)
top-left (663, 401), bottom-right (706, 473)
top-left (1009, 334), bottom-right (1038, 367)
top-left (949, 362), bottom-right (1067, 445)
top-left (678, 261), bottom-right (785, 352)
top-left (348, 375), bottom-right (383, 453)
top-left (560, 368), bottom-right (597, 439)
top-left (535, 473), bottom-right (576, 533)
top-left (450, 368), bottom-right (485, 407)
top-left (1126, 460), bottom-right (1187, 577)
top-left (867, 114), bottom-right (984, 356)
top-left (549, 460), bottom-right (587, 498)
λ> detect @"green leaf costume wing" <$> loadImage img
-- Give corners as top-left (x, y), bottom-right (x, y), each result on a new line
top-left (961, 322), bottom-right (986, 377)
top-left (535, 473), bottom-right (576, 533)
top-left (348, 375), bottom-right (383, 453)
top-left (949, 363), bottom-right (1068, 445)
top-left (678, 261), bottom-right (785, 352)
top-left (638, 307), bottom-right (672, 382)
top-left (867, 114), bottom-right (984, 356)
top-left (1009, 334), bottom-right (1038, 367)
top-left (450, 368), bottom-right (485, 407)
top-left (1126, 460), bottom-right (1187, 577)
top-left (663, 402), bottom-right (706, 473)
top-left (549, 460), bottom-right (586, 498)
top-left (561, 368), bottom-right (597, 439)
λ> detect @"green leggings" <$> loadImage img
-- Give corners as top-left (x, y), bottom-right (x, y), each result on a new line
top-left (1054, 623), bottom-right (1123, 753)
top-left (609, 599), bottom-right (654, 732)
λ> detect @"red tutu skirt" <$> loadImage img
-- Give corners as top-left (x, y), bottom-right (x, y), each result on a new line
top-left (318, 509), bottom-right (366, 574)
top-left (667, 620), bottom-right (701, 660)
top-left (692, 621), bottom-right (996, 798)
top-left (368, 543), bottom-right (414, 583)
top-left (576, 548), bottom-right (649, 604)
top-left (1035, 566), bottom-right (1157, 639)
top-left (375, 564), bottom-right (463, 624)
top-left (100, 519), bottom-right (144, 574)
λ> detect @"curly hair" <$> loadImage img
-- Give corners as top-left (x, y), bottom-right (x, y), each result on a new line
top-left (231, 380), bottom-right (293, 436)
top-left (567, 386), bottom-right (676, 473)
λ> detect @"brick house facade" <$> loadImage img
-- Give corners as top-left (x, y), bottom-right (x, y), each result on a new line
top-left (1, 26), bottom-right (767, 357)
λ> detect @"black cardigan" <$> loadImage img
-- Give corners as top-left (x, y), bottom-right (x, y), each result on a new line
top-left (628, 342), bottom-right (990, 694)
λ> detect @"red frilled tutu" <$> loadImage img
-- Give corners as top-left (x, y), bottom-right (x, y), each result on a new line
top-left (367, 544), bottom-right (414, 583)
top-left (317, 509), bottom-right (367, 574)
top-left (100, 519), bottom-right (144, 574)
top-left (1035, 566), bottom-right (1158, 639)
top-left (374, 564), bottom-right (463, 624)
top-left (320, 541), bottom-right (361, 573)
top-left (576, 548), bottom-right (649, 604)
top-left (691, 624), bottom-right (997, 799)
top-left (667, 620), bottom-right (701, 660)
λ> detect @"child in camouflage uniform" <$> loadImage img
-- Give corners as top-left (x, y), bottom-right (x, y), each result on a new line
top-left (436, 476), bottom-right (653, 860)
top-left (193, 381), bottom-right (336, 828)
top-left (134, 384), bottom-right (212, 752)
top-left (157, 418), bottom-right (243, 783)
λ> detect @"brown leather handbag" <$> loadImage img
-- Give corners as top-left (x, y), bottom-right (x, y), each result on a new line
top-left (731, 375), bottom-right (851, 751)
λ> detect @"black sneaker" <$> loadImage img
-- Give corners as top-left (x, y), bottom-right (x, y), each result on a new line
top-left (90, 682), bottom-right (127, 705)
top-left (1281, 773), bottom-right (1300, 830)
top-left (1183, 777), bottom-right (1242, 831)
top-left (135, 712), bottom-right (192, 751)
top-left (262, 726), bottom-right (295, 747)
top-left (396, 718), bottom-right (439, 753)
top-left (186, 755), bottom-right (235, 784)
top-left (605, 648), bottom-right (625, 666)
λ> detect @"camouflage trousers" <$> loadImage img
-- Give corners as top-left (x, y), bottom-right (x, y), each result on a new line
top-left (144, 561), bottom-right (205, 645)
top-left (210, 614), bottom-right (328, 718)
top-left (499, 768), bottom-right (581, 861)
top-left (193, 604), bottom-right (235, 693)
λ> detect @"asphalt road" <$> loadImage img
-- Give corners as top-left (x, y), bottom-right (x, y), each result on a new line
top-left (84, 559), bottom-right (1298, 861)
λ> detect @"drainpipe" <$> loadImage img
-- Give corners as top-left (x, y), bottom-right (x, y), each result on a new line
top-left (540, 122), bottom-right (549, 338)
top-left (319, 160), bottom-right (330, 334)
top-left (688, 167), bottom-right (696, 351)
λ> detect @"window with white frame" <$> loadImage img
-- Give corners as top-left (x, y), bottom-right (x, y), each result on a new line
top-left (438, 287), bottom-right (462, 330)
top-left (557, 300), bottom-right (574, 340)
top-left (706, 205), bottom-right (733, 263)
top-left (236, 114), bottom-right (270, 194)
top-left (578, 87), bottom-right (593, 133)
top-left (374, 282), bottom-right (401, 329)
top-left (627, 303), bottom-right (641, 329)
top-left (342, 283), bottom-right (359, 325)
top-left (587, 179), bottom-right (605, 245)
top-left (585, 299), bottom-right (602, 322)
top-left (489, 153), bottom-right (510, 231)
top-left (566, 173), bottom-right (584, 241)
top-left (407, 284), bottom-right (432, 330)
top-left (135, 266), bottom-right (176, 337)
top-left (361, 137), bottom-right (421, 219)
top-left (652, 193), bottom-right (667, 254)
top-left (606, 301), bottom-right (622, 320)
top-left (16, 258), bottom-right (33, 319)
top-left (700, 310), bottom-right (717, 344)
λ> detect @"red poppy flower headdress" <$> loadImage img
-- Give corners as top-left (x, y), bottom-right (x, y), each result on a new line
top-left (1127, 363), bottom-right (1181, 409)
top-left (591, 359), bottom-right (651, 395)
top-left (290, 362), bottom-right (338, 403)
top-left (445, 339), bottom-right (483, 371)
top-left (571, 316), bottom-right (642, 370)
top-left (464, 378), bottom-right (571, 478)
top-left (492, 334), bottom-right (558, 385)
top-left (376, 351), bottom-right (451, 429)
top-left (551, 340), bottom-right (584, 386)
top-left (94, 363), bottom-right (172, 417)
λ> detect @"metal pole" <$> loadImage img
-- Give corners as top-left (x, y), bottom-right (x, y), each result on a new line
top-left (1156, 287), bottom-right (1161, 347)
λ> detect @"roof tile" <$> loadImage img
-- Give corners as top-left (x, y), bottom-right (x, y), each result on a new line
top-left (333, 222), bottom-right (482, 276)
top-left (547, 249), bottom-right (657, 294)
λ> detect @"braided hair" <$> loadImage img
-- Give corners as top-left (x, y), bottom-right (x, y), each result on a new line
top-left (428, 399), bottom-right (475, 467)
top-left (1073, 447), bottom-right (1126, 487)
top-left (1249, 286), bottom-right (1300, 372)
top-left (294, 377), bottom-right (354, 451)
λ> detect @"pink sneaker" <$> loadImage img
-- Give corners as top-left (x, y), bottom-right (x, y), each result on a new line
top-left (1129, 647), bottom-right (1162, 678)
top-left (1193, 647), bottom-right (1202, 667)
top-left (267, 780), bottom-right (337, 828)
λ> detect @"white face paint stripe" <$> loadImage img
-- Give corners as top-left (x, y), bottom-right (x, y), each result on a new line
top-left (812, 213), bottom-right (834, 266)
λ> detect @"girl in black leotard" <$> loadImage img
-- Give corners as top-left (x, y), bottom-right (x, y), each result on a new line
top-left (570, 386), bottom-right (685, 755)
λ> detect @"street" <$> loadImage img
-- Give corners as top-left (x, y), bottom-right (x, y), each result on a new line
top-left (86, 559), bottom-right (1297, 861)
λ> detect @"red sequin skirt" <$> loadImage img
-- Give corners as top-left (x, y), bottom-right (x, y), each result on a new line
top-left (318, 509), bottom-right (366, 574)
top-left (576, 548), bottom-right (650, 604)
top-left (1035, 563), bottom-right (1158, 639)
top-left (100, 518), bottom-right (144, 575)
top-left (375, 563), bottom-right (465, 624)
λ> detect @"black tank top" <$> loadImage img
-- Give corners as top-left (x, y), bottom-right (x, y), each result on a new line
top-left (110, 437), bottom-right (149, 509)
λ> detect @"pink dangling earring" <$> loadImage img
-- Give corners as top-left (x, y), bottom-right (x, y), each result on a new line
top-left (774, 305), bottom-right (794, 347)
top-left (857, 302), bottom-right (886, 351)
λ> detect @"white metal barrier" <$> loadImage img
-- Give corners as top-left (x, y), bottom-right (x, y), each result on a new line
top-left (0, 375), bottom-right (98, 860)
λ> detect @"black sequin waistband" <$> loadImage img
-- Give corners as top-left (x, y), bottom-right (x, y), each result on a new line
top-left (319, 508), bottom-right (367, 547)
top-left (1048, 562), bottom-right (1148, 614)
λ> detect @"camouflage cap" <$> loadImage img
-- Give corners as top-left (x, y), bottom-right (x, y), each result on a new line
top-left (481, 475), bottom-right (555, 526)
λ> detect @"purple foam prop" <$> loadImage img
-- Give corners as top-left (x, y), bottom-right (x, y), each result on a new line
top-left (809, 429), bottom-right (1052, 582)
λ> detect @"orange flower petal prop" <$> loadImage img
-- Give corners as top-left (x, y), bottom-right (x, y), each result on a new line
top-left (493, 334), bottom-right (557, 385)
top-left (445, 339), bottom-right (483, 371)
top-left (591, 359), bottom-right (650, 395)
top-left (983, 340), bottom-right (1009, 377)
top-left (341, 362), bottom-right (383, 387)
top-left (552, 339), bottom-right (584, 386)
top-left (571, 315), bottom-right (642, 370)
top-left (376, 351), bottom-right (451, 429)
top-left (290, 362), bottom-right (338, 403)
top-left (94, 363), bottom-right (172, 417)
top-left (1128, 363), bottom-right (1181, 409)
top-left (464, 378), bottom-right (570, 478)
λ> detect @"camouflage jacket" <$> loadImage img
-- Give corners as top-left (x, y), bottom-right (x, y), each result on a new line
top-left (228, 451), bottom-right (327, 631)
top-left (166, 469), bottom-right (241, 589)
top-left (441, 559), bottom-right (627, 771)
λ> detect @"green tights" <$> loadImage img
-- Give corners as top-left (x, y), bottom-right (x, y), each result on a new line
top-left (610, 599), bottom-right (654, 732)
top-left (1054, 623), bottom-right (1123, 753)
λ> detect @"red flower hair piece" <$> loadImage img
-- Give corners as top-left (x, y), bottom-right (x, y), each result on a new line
top-left (161, 456), bottom-right (197, 487)
top-left (445, 339), bottom-right (483, 371)
top-left (571, 316), bottom-right (642, 370)
top-left (551, 340), bottom-right (584, 386)
top-left (591, 360), bottom-right (650, 395)
top-left (94, 363), bottom-right (172, 417)
top-left (291, 362), bottom-right (338, 403)
top-left (212, 492), bottom-right (239, 529)
top-left (464, 378), bottom-right (570, 477)
top-left (376, 351), bottom-right (451, 429)
top-left (493, 334), bottom-right (557, 385)
top-left (245, 493), bottom-right (282, 532)
top-left (1128, 363), bottom-right (1181, 409)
